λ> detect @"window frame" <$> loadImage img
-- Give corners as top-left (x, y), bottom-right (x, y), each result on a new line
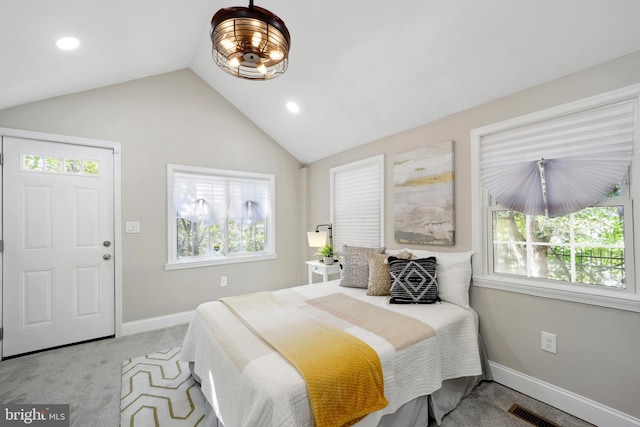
top-left (165, 163), bottom-right (276, 270)
top-left (471, 83), bottom-right (640, 312)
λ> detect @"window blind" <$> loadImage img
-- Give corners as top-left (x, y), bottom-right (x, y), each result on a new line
top-left (480, 100), bottom-right (635, 217)
top-left (173, 172), bottom-right (270, 225)
top-left (331, 155), bottom-right (384, 250)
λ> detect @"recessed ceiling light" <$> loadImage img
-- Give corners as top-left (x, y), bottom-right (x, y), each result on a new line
top-left (56, 37), bottom-right (80, 50)
top-left (286, 101), bottom-right (300, 114)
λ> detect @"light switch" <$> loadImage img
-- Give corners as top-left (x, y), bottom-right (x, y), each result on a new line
top-left (125, 221), bottom-right (140, 234)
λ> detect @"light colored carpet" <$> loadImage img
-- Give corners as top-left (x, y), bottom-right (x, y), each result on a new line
top-left (0, 324), bottom-right (188, 426)
top-left (432, 381), bottom-right (593, 427)
top-left (120, 347), bottom-right (205, 426)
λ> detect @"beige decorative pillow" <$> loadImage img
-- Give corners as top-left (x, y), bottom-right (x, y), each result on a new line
top-left (367, 250), bottom-right (412, 296)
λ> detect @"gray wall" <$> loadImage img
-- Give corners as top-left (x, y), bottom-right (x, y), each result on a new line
top-left (0, 69), bottom-right (305, 322)
top-left (306, 51), bottom-right (640, 418)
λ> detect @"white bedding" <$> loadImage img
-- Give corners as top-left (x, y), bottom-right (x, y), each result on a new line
top-left (179, 280), bottom-right (482, 427)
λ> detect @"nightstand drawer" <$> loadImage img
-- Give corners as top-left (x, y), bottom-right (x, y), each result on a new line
top-left (305, 260), bottom-right (341, 284)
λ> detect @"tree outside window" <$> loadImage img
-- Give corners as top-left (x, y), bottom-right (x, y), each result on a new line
top-left (492, 205), bottom-right (625, 288)
top-left (177, 203), bottom-right (267, 258)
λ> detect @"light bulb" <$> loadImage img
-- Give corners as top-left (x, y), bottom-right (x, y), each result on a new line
top-left (229, 57), bottom-right (240, 68)
top-left (257, 62), bottom-right (267, 74)
top-left (269, 50), bottom-right (284, 61)
top-left (286, 102), bottom-right (300, 114)
top-left (251, 32), bottom-right (262, 48)
top-left (56, 37), bottom-right (80, 50)
top-left (220, 36), bottom-right (236, 53)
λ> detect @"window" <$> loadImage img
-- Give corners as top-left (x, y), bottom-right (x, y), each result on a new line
top-left (490, 187), bottom-right (629, 288)
top-left (330, 155), bottom-right (385, 251)
top-left (22, 153), bottom-right (100, 176)
top-left (472, 84), bottom-right (640, 312)
top-left (166, 164), bottom-right (276, 269)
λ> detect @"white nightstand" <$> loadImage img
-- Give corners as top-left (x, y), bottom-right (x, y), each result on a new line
top-left (305, 260), bottom-right (341, 284)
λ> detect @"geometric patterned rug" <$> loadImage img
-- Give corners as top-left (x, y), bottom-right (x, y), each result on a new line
top-left (120, 347), bottom-right (206, 426)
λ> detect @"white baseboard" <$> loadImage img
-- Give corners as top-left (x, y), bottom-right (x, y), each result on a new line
top-left (489, 361), bottom-right (640, 427)
top-left (121, 310), bottom-right (194, 336)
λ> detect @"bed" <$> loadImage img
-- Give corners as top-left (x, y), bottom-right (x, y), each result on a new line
top-left (180, 248), bottom-right (489, 427)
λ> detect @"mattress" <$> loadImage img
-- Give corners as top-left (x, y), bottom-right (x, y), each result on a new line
top-left (180, 280), bottom-right (484, 427)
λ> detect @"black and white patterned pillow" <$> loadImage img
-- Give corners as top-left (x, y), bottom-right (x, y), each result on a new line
top-left (388, 256), bottom-right (440, 304)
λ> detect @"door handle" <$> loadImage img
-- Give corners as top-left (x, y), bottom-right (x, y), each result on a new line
top-left (103, 254), bottom-right (112, 260)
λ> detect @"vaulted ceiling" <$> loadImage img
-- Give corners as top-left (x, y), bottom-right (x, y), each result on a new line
top-left (3, 0), bottom-right (640, 164)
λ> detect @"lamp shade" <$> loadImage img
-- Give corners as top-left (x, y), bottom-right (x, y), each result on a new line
top-left (307, 231), bottom-right (328, 248)
top-left (211, 2), bottom-right (290, 80)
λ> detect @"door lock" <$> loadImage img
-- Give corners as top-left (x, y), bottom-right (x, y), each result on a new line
top-left (103, 241), bottom-right (112, 247)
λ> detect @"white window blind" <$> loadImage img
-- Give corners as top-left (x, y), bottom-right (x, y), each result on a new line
top-left (480, 100), bottom-right (635, 217)
top-left (330, 155), bottom-right (384, 250)
top-left (173, 173), bottom-right (270, 224)
top-left (173, 172), bottom-right (227, 225)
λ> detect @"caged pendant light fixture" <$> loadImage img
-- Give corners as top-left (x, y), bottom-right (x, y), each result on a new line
top-left (210, 0), bottom-right (291, 80)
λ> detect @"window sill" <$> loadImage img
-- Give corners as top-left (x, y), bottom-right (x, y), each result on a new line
top-left (165, 253), bottom-right (277, 271)
top-left (472, 275), bottom-right (640, 313)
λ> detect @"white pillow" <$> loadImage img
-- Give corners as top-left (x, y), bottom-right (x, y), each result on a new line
top-left (405, 249), bottom-right (473, 309)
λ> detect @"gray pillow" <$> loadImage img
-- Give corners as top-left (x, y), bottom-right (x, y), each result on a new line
top-left (339, 245), bottom-right (386, 288)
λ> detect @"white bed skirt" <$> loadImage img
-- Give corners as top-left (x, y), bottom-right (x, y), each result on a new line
top-left (191, 334), bottom-right (491, 427)
top-left (195, 374), bottom-right (482, 427)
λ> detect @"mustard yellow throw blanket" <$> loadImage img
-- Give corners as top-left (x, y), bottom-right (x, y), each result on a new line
top-left (220, 292), bottom-right (388, 427)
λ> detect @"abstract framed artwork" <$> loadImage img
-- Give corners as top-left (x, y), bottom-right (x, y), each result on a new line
top-left (394, 141), bottom-right (455, 246)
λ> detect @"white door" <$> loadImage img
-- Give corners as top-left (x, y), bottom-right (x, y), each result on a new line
top-left (2, 136), bottom-right (115, 357)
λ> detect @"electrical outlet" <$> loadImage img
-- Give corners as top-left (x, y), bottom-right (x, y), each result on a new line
top-left (220, 276), bottom-right (228, 287)
top-left (541, 331), bottom-right (557, 354)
